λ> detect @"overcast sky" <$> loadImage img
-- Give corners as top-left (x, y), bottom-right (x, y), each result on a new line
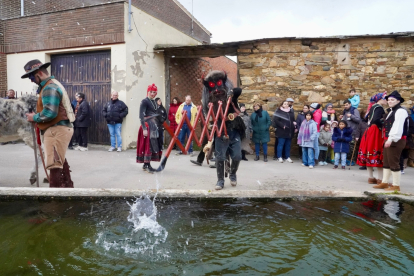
top-left (179, 0), bottom-right (414, 43)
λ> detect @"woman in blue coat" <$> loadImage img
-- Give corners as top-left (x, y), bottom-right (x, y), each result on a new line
top-left (251, 103), bottom-right (271, 162)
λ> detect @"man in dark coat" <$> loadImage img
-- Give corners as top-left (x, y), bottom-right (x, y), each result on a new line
top-left (102, 91), bottom-right (128, 152)
top-left (73, 93), bottom-right (92, 151)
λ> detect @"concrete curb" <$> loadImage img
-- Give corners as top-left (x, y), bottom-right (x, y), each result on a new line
top-left (364, 191), bottom-right (414, 206)
top-left (0, 187), bottom-right (369, 201)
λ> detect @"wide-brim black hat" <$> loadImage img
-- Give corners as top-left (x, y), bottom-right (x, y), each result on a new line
top-left (385, 90), bottom-right (405, 103)
top-left (21, 59), bottom-right (51, 79)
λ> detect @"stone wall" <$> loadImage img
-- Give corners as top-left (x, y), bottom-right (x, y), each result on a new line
top-left (237, 37), bottom-right (414, 156)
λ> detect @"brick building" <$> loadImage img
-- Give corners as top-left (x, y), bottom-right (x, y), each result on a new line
top-left (0, 0), bottom-right (237, 148)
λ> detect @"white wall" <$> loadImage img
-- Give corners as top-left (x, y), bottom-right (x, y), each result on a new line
top-left (121, 4), bottom-right (201, 148)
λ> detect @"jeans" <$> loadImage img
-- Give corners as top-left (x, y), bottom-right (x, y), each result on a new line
top-left (255, 142), bottom-right (268, 155)
top-left (313, 132), bottom-right (320, 160)
top-left (277, 137), bottom-right (291, 158)
top-left (107, 123), bottom-right (122, 148)
top-left (302, 147), bottom-right (315, 166)
top-left (335, 152), bottom-right (347, 166)
top-left (178, 124), bottom-right (193, 153)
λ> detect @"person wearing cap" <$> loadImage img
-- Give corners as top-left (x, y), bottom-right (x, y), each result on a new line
top-left (309, 103), bottom-right (322, 163)
top-left (286, 98), bottom-right (295, 116)
top-left (102, 91), bottom-right (129, 152)
top-left (373, 91), bottom-right (409, 191)
top-left (137, 84), bottom-right (163, 173)
top-left (356, 92), bottom-right (387, 184)
top-left (23, 59), bottom-right (76, 188)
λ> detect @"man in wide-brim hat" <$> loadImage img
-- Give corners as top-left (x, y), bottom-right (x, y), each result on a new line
top-left (23, 59), bottom-right (76, 188)
top-left (373, 90), bottom-right (409, 192)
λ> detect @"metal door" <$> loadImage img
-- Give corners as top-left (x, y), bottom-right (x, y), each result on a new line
top-left (51, 51), bottom-right (111, 144)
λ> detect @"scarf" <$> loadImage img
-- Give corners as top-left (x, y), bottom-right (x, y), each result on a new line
top-left (280, 106), bottom-right (290, 112)
top-left (365, 92), bottom-right (386, 119)
top-left (298, 119), bottom-right (312, 144)
top-left (254, 107), bottom-right (263, 122)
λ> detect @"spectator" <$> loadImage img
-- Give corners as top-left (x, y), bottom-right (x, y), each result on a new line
top-left (239, 103), bottom-right (253, 161)
top-left (374, 91), bottom-right (408, 191)
top-left (251, 102), bottom-right (271, 162)
top-left (175, 95), bottom-right (197, 156)
top-left (273, 101), bottom-right (295, 163)
top-left (318, 123), bottom-right (333, 166)
top-left (68, 96), bottom-right (78, 150)
top-left (332, 120), bottom-right (353, 169)
top-left (349, 88), bottom-right (360, 108)
top-left (102, 91), bottom-right (128, 152)
top-left (73, 93), bottom-right (92, 151)
top-left (297, 112), bottom-right (318, 168)
top-left (354, 110), bottom-right (369, 170)
top-left (1, 89), bottom-right (17, 144)
top-left (409, 105), bottom-right (414, 168)
top-left (155, 97), bottom-right (167, 145)
top-left (309, 103), bottom-right (322, 163)
top-left (295, 105), bottom-right (310, 159)
top-left (168, 97), bottom-right (181, 150)
top-left (286, 97), bottom-right (295, 116)
top-left (4, 89), bottom-right (16, 99)
top-left (339, 99), bottom-right (361, 165)
top-left (321, 103), bottom-right (337, 126)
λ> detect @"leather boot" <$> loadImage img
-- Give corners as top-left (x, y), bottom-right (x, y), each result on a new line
top-left (49, 168), bottom-right (62, 188)
top-left (368, 177), bottom-right (377, 184)
top-left (215, 161), bottom-right (225, 190)
top-left (242, 150), bottom-right (248, 161)
top-left (229, 160), bottom-right (240, 186)
top-left (254, 155), bottom-right (260, 161)
top-left (49, 159), bottom-right (74, 188)
top-left (264, 155), bottom-right (268, 162)
top-left (373, 183), bottom-right (389, 189)
top-left (61, 159), bottom-right (74, 188)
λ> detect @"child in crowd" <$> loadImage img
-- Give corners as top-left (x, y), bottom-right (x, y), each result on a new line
top-left (349, 89), bottom-right (360, 109)
top-left (332, 120), bottom-right (353, 169)
top-left (297, 112), bottom-right (318, 169)
top-left (318, 123), bottom-right (332, 166)
top-left (328, 121), bottom-right (338, 163)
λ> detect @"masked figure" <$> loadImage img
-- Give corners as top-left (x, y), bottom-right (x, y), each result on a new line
top-left (136, 84), bottom-right (163, 173)
top-left (202, 70), bottom-right (245, 190)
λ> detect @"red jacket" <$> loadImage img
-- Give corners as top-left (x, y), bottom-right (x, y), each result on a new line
top-left (168, 102), bottom-right (181, 131)
top-left (313, 109), bottom-right (322, 132)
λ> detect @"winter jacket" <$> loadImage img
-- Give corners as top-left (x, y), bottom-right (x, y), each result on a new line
top-left (74, 100), bottom-right (92, 128)
top-left (251, 110), bottom-right (271, 143)
top-left (410, 106), bottom-right (414, 122)
top-left (102, 99), bottom-right (128, 124)
top-left (321, 110), bottom-right (337, 126)
top-left (318, 128), bottom-right (333, 148)
top-left (298, 119), bottom-right (317, 148)
top-left (175, 102), bottom-right (197, 126)
top-left (332, 127), bottom-right (353, 153)
top-left (342, 107), bottom-right (360, 137)
top-left (168, 102), bottom-right (181, 130)
top-left (349, 94), bottom-right (360, 109)
top-left (354, 119), bottom-right (368, 139)
top-left (240, 112), bottom-right (252, 141)
top-left (157, 104), bottom-right (167, 128)
top-left (296, 112), bottom-right (306, 130)
top-left (312, 109), bottom-right (322, 132)
top-left (272, 108), bottom-right (295, 138)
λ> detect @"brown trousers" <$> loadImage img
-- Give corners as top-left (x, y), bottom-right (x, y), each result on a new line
top-left (383, 139), bottom-right (406, 171)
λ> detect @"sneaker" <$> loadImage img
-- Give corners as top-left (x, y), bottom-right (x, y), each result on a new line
top-left (79, 146), bottom-right (88, 151)
top-left (324, 161), bottom-right (328, 165)
top-left (175, 151), bottom-right (183, 155)
top-left (189, 152), bottom-right (194, 157)
top-left (301, 163), bottom-right (306, 166)
top-left (309, 165), bottom-right (314, 169)
top-left (333, 165), bottom-right (338, 169)
top-left (117, 147), bottom-right (122, 152)
top-left (341, 166), bottom-right (346, 170)
top-left (190, 160), bottom-right (202, 166)
top-left (273, 156), bottom-right (277, 160)
top-left (278, 158), bottom-right (284, 163)
top-left (68, 146), bottom-right (74, 150)
top-left (74, 146), bottom-right (81, 151)
top-left (318, 161), bottom-right (324, 166)
top-left (401, 170), bottom-right (405, 175)
top-left (286, 158), bottom-right (293, 163)
top-left (108, 147), bottom-right (116, 152)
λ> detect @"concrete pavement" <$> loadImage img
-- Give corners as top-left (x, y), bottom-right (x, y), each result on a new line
top-left (1, 143), bottom-right (413, 198)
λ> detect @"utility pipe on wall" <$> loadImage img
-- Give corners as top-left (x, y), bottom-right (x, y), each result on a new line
top-left (128, 0), bottom-right (132, 32)
top-left (21, 0), bottom-right (24, 16)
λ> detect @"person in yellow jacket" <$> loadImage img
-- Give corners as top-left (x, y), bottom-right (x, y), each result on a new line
top-left (175, 95), bottom-right (198, 156)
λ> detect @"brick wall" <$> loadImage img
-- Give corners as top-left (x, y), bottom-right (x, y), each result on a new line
top-left (3, 2), bottom-right (125, 53)
top-left (131, 0), bottom-right (210, 43)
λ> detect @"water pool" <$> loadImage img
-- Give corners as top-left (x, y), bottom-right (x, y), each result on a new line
top-left (0, 198), bottom-right (413, 275)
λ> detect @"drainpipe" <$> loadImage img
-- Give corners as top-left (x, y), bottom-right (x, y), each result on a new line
top-left (21, 0), bottom-right (24, 16)
top-left (128, 0), bottom-right (132, 33)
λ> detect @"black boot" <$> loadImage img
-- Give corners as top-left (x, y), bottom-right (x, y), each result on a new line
top-left (215, 161), bottom-right (225, 190)
top-left (142, 163), bottom-right (148, 171)
top-left (254, 155), bottom-right (260, 161)
top-left (242, 150), bottom-right (248, 161)
top-left (264, 155), bottom-right (268, 162)
top-left (229, 160), bottom-right (240, 186)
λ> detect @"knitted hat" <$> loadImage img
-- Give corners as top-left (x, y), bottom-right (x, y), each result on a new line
top-left (310, 103), bottom-right (319, 109)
